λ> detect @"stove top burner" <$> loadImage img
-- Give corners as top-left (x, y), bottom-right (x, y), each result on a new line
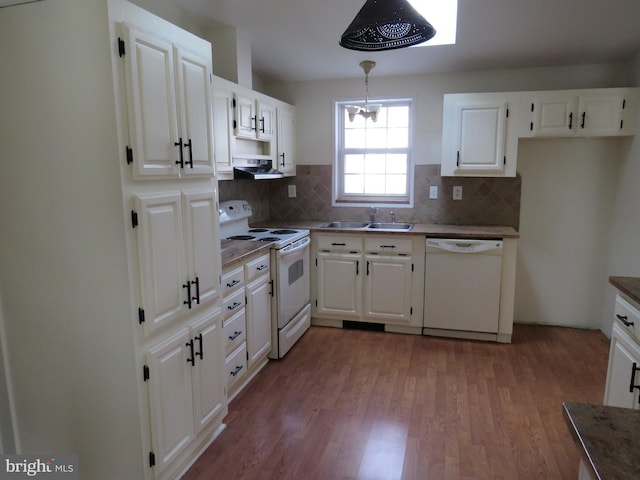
top-left (228, 235), bottom-right (256, 241)
top-left (259, 237), bottom-right (281, 242)
top-left (248, 228), bottom-right (269, 233)
top-left (271, 229), bottom-right (298, 235)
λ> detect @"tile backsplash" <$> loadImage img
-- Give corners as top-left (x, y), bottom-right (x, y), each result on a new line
top-left (219, 164), bottom-right (521, 230)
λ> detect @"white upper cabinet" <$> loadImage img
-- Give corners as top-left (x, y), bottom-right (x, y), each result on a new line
top-left (234, 93), bottom-right (275, 141)
top-left (122, 23), bottom-right (215, 179)
top-left (441, 92), bottom-right (520, 177)
top-left (212, 79), bottom-right (235, 178)
top-left (276, 106), bottom-right (296, 176)
top-left (523, 88), bottom-right (637, 137)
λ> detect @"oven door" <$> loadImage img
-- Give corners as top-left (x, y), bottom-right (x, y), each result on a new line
top-left (275, 236), bottom-right (310, 328)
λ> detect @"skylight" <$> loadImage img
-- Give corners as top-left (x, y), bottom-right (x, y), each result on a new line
top-left (410, 0), bottom-right (458, 46)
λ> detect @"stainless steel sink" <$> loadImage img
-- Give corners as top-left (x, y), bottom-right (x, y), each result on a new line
top-left (366, 222), bottom-right (414, 231)
top-left (321, 221), bottom-right (370, 229)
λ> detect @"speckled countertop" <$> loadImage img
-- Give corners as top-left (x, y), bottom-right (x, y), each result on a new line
top-left (563, 402), bottom-right (640, 480)
top-left (610, 276), bottom-right (640, 305)
top-left (251, 220), bottom-right (520, 239)
top-left (221, 239), bottom-right (272, 269)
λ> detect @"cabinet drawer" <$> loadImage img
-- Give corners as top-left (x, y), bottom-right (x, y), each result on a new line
top-left (223, 289), bottom-right (245, 320)
top-left (225, 343), bottom-right (247, 390)
top-left (615, 294), bottom-right (640, 341)
top-left (223, 308), bottom-right (246, 355)
top-left (315, 235), bottom-right (363, 252)
top-left (222, 265), bottom-right (244, 296)
top-left (364, 237), bottom-right (413, 254)
top-left (245, 253), bottom-right (270, 282)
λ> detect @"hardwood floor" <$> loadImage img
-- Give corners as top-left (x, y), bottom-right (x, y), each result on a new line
top-left (183, 324), bottom-right (610, 480)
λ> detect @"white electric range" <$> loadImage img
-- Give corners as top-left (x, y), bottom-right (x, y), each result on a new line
top-left (219, 200), bottom-right (311, 359)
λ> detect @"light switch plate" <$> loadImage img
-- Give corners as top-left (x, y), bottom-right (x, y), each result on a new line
top-left (288, 185), bottom-right (297, 198)
top-left (429, 185), bottom-right (438, 199)
top-left (453, 186), bottom-right (463, 200)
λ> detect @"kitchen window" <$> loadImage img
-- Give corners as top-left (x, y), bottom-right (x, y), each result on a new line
top-left (334, 99), bottom-right (413, 207)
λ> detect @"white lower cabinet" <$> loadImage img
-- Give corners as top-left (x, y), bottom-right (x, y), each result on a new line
top-left (312, 233), bottom-right (424, 331)
top-left (604, 294), bottom-right (640, 409)
top-left (222, 251), bottom-right (272, 400)
top-left (145, 308), bottom-right (226, 475)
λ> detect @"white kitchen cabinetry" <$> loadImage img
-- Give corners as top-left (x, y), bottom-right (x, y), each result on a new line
top-left (312, 233), bottom-right (425, 333)
top-left (276, 106), bottom-right (296, 176)
top-left (212, 78), bottom-right (235, 179)
top-left (221, 251), bottom-right (272, 400)
top-left (134, 189), bottom-right (221, 337)
top-left (234, 93), bottom-right (275, 141)
top-left (604, 294), bottom-right (640, 409)
top-left (121, 23), bottom-right (214, 179)
top-left (441, 92), bottom-right (520, 177)
top-left (523, 88), bottom-right (637, 137)
top-left (145, 309), bottom-right (225, 474)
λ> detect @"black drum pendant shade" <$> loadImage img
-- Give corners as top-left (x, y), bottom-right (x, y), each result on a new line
top-left (340, 0), bottom-right (436, 51)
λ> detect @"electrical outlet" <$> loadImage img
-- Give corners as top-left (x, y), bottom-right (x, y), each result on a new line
top-left (453, 185), bottom-right (463, 200)
top-left (429, 185), bottom-right (438, 199)
top-left (288, 184), bottom-right (297, 198)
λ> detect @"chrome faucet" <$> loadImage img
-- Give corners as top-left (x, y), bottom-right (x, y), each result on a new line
top-left (369, 206), bottom-right (378, 223)
top-left (390, 211), bottom-right (396, 223)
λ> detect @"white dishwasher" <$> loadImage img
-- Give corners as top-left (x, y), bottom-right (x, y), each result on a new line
top-left (424, 238), bottom-right (503, 336)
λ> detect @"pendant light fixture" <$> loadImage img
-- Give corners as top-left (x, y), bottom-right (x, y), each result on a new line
top-left (340, 0), bottom-right (436, 51)
top-left (346, 60), bottom-right (381, 122)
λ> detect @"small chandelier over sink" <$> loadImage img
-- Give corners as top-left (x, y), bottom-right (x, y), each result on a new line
top-left (347, 60), bottom-right (382, 122)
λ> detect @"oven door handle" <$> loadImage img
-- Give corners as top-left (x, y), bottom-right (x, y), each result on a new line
top-left (278, 236), bottom-right (310, 256)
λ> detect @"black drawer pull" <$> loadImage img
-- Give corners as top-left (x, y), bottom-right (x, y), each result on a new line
top-left (331, 242), bottom-right (346, 246)
top-left (226, 279), bottom-right (240, 288)
top-left (617, 314), bottom-right (635, 327)
top-left (227, 301), bottom-right (242, 311)
top-left (256, 265), bottom-right (268, 271)
top-left (380, 245), bottom-right (396, 249)
top-left (230, 365), bottom-right (244, 377)
top-left (228, 330), bottom-right (242, 341)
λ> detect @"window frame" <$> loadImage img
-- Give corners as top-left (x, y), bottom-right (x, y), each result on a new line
top-left (333, 97), bottom-right (414, 208)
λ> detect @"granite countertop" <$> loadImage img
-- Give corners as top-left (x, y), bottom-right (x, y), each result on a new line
top-left (251, 220), bottom-right (520, 239)
top-left (221, 239), bottom-right (273, 269)
top-left (563, 402), bottom-right (640, 480)
top-left (610, 276), bottom-right (640, 306)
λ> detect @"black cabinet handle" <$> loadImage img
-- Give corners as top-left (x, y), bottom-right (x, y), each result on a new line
top-left (380, 245), bottom-right (397, 249)
top-left (580, 111), bottom-right (586, 129)
top-left (629, 363), bottom-right (640, 400)
top-left (259, 117), bottom-right (265, 133)
top-left (617, 313), bottom-right (635, 327)
top-left (226, 279), bottom-right (240, 288)
top-left (227, 301), bottom-right (242, 311)
top-left (268, 279), bottom-right (274, 296)
top-left (256, 265), bottom-right (268, 271)
top-left (195, 333), bottom-right (203, 360)
top-left (228, 330), bottom-right (242, 341)
top-left (175, 137), bottom-right (184, 168)
top-left (280, 152), bottom-right (286, 167)
top-left (191, 277), bottom-right (200, 305)
top-left (356, 260), bottom-right (359, 276)
top-left (568, 112), bottom-right (573, 129)
top-left (251, 116), bottom-right (257, 131)
top-left (366, 260), bottom-right (370, 276)
top-left (230, 365), bottom-right (243, 377)
top-left (182, 281), bottom-right (192, 309)
top-left (331, 242), bottom-right (346, 246)
top-left (185, 138), bottom-right (193, 168)
top-left (186, 339), bottom-right (195, 366)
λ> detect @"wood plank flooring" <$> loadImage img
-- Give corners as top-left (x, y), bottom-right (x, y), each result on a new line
top-left (183, 324), bottom-right (610, 480)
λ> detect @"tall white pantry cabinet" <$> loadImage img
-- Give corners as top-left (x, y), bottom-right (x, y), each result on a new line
top-left (0, 1), bottom-right (227, 480)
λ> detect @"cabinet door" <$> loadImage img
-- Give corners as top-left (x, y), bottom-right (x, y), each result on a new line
top-left (315, 252), bottom-right (362, 319)
top-left (529, 93), bottom-right (578, 136)
top-left (212, 85), bottom-right (235, 178)
top-left (190, 313), bottom-right (226, 432)
top-left (604, 322), bottom-right (640, 409)
top-left (578, 93), bottom-right (624, 136)
top-left (135, 192), bottom-right (186, 336)
top-left (146, 329), bottom-right (195, 472)
top-left (257, 100), bottom-right (275, 141)
top-left (364, 255), bottom-right (413, 323)
top-left (234, 94), bottom-right (256, 138)
top-left (182, 190), bottom-right (221, 310)
top-left (277, 107), bottom-right (296, 176)
top-left (122, 24), bottom-right (180, 179)
top-left (454, 101), bottom-right (507, 174)
top-left (245, 274), bottom-right (272, 366)
top-left (174, 46), bottom-right (215, 177)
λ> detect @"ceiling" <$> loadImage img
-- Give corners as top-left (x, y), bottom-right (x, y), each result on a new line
top-left (174, 0), bottom-right (640, 83)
